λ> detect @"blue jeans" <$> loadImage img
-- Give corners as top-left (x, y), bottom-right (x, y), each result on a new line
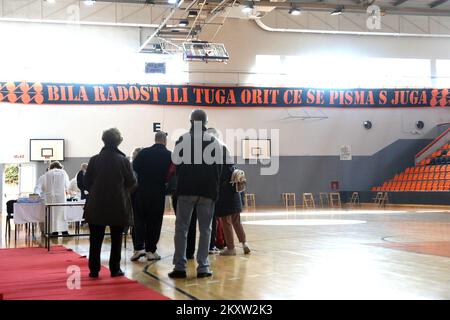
top-left (173, 196), bottom-right (215, 273)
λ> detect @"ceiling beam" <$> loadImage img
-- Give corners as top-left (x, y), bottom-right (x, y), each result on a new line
top-left (430, 0), bottom-right (449, 8)
top-left (393, 0), bottom-right (409, 5)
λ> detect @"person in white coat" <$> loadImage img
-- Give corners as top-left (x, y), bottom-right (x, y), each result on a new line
top-left (40, 161), bottom-right (70, 235)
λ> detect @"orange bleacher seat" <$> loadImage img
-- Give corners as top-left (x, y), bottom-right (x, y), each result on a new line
top-left (419, 160), bottom-right (426, 166)
top-left (405, 182), bottom-right (412, 191)
top-left (430, 166), bottom-right (436, 173)
top-left (412, 174), bottom-right (418, 181)
top-left (400, 182), bottom-right (407, 191)
top-left (432, 181), bottom-right (439, 191)
top-left (415, 182), bottom-right (421, 191)
top-left (425, 159), bottom-right (431, 165)
top-left (388, 182), bottom-right (394, 191)
top-left (426, 181), bottom-right (433, 191)
top-left (445, 181), bottom-right (450, 190)
top-left (438, 181), bottom-right (445, 190)
top-left (435, 172), bottom-right (441, 180)
top-left (410, 181), bottom-right (417, 190)
top-left (417, 173), bottom-right (423, 180)
top-left (440, 172), bottom-right (446, 180)
top-left (446, 172), bottom-right (450, 179)
top-left (425, 166), bottom-right (430, 173)
top-left (447, 165), bottom-right (450, 172)
top-left (394, 182), bottom-right (401, 191)
top-left (441, 165), bottom-right (447, 172)
top-left (413, 167), bottom-right (420, 174)
top-left (415, 181), bottom-right (423, 191)
top-left (423, 173), bottom-right (429, 180)
top-left (405, 167), bottom-right (411, 174)
top-left (419, 166), bottom-right (425, 173)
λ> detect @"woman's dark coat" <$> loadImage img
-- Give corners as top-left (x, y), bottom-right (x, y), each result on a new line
top-left (214, 163), bottom-right (242, 218)
top-left (84, 146), bottom-right (137, 227)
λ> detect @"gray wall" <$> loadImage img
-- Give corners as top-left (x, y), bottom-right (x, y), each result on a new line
top-left (240, 138), bottom-right (433, 206)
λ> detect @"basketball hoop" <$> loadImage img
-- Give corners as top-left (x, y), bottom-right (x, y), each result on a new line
top-left (43, 156), bottom-right (51, 164)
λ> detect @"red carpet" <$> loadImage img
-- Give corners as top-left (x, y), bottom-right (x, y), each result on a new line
top-left (0, 246), bottom-right (169, 300)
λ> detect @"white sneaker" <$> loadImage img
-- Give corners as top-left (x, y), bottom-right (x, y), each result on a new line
top-left (209, 247), bottom-right (221, 254)
top-left (130, 250), bottom-right (146, 261)
top-left (243, 243), bottom-right (251, 255)
top-left (146, 251), bottom-right (161, 261)
top-left (220, 248), bottom-right (236, 256)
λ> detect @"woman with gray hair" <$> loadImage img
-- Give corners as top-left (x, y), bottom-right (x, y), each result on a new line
top-left (84, 128), bottom-right (137, 278)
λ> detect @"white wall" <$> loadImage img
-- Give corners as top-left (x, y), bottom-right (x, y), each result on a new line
top-left (1, 19), bottom-right (450, 162)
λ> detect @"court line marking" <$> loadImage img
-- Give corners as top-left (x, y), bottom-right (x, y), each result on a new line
top-left (143, 261), bottom-right (199, 301)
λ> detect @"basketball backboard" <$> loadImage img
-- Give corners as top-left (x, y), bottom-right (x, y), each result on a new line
top-left (30, 139), bottom-right (64, 162)
top-left (242, 139), bottom-right (271, 160)
top-left (183, 42), bottom-right (229, 62)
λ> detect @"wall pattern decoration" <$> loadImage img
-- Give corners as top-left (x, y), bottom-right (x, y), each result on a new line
top-left (0, 82), bottom-right (449, 108)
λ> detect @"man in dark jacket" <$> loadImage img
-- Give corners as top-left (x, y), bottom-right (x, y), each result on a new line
top-left (84, 128), bottom-right (136, 278)
top-left (132, 131), bottom-right (172, 261)
top-left (169, 109), bottom-right (223, 279)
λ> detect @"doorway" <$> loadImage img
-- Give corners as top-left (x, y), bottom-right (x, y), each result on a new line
top-left (1, 163), bottom-right (37, 213)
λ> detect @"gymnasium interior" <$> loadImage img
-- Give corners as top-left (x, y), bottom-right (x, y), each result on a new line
top-left (0, 0), bottom-right (449, 301)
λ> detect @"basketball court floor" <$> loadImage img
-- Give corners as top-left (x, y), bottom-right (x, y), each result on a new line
top-left (1, 206), bottom-right (449, 300)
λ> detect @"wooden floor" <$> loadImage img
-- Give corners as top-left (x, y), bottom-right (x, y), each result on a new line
top-left (1, 206), bottom-right (450, 300)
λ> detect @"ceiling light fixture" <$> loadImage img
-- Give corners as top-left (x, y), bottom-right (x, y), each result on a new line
top-left (179, 19), bottom-right (189, 27)
top-left (83, 0), bottom-right (96, 6)
top-left (168, 0), bottom-right (177, 4)
top-left (330, 6), bottom-right (344, 16)
top-left (242, 3), bottom-right (254, 13)
top-left (289, 7), bottom-right (301, 16)
top-left (188, 10), bottom-right (198, 17)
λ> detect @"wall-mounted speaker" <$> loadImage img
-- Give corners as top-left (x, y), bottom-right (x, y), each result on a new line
top-left (363, 121), bottom-right (372, 130)
top-left (416, 121), bottom-right (425, 130)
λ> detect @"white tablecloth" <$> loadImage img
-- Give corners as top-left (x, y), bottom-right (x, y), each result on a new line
top-left (13, 202), bottom-right (85, 225)
top-left (13, 203), bottom-right (45, 225)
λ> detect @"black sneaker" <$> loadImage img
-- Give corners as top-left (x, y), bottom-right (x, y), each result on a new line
top-left (61, 231), bottom-right (69, 236)
top-left (168, 270), bottom-right (187, 279)
top-left (187, 255), bottom-right (194, 260)
top-left (110, 269), bottom-right (125, 277)
top-left (197, 271), bottom-right (213, 278)
top-left (89, 272), bottom-right (99, 278)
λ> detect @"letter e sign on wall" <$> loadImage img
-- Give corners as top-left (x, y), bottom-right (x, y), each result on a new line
top-left (153, 122), bottom-right (161, 132)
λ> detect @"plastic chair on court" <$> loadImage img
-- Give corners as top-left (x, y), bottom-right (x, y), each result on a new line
top-left (244, 194), bottom-right (256, 208)
top-left (329, 193), bottom-right (342, 209)
top-left (348, 192), bottom-right (360, 208)
top-left (281, 193), bottom-right (296, 208)
top-left (302, 193), bottom-right (316, 209)
top-left (377, 192), bottom-right (389, 207)
top-left (319, 192), bottom-right (329, 208)
top-left (372, 192), bottom-right (384, 204)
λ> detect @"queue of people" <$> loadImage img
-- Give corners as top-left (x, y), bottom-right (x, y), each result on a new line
top-left (37, 109), bottom-right (250, 279)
